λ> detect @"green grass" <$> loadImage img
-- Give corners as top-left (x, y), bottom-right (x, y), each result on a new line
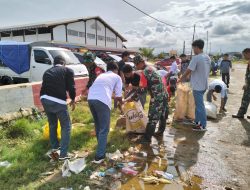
top-left (0, 101), bottom-right (133, 190)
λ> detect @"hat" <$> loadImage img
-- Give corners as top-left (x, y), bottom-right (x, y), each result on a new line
top-left (133, 54), bottom-right (144, 65)
top-left (82, 52), bottom-right (96, 63)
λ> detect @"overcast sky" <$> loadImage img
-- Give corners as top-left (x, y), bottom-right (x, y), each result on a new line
top-left (0, 0), bottom-right (249, 53)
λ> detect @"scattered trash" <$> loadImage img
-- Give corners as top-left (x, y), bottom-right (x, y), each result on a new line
top-left (122, 167), bottom-right (138, 176)
top-left (105, 168), bottom-right (116, 176)
top-left (140, 176), bottom-right (172, 184)
top-left (39, 171), bottom-right (54, 176)
top-left (110, 180), bottom-right (122, 190)
top-left (90, 172), bottom-right (99, 180)
top-left (62, 158), bottom-right (86, 177)
top-left (143, 163), bottom-right (148, 176)
top-left (59, 188), bottom-right (73, 190)
top-left (106, 150), bottom-right (124, 161)
top-left (128, 146), bottom-right (140, 153)
top-left (123, 151), bottom-right (130, 157)
top-left (62, 160), bottom-right (71, 177)
top-left (140, 151), bottom-right (147, 157)
top-left (0, 161), bottom-right (11, 168)
top-left (127, 162), bottom-right (137, 167)
top-left (154, 170), bottom-right (174, 180)
top-left (83, 186), bottom-right (91, 190)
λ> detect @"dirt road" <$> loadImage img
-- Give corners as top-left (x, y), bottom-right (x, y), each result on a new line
top-left (122, 63), bottom-right (249, 190)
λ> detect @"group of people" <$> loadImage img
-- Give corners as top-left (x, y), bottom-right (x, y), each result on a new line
top-left (39, 39), bottom-right (250, 163)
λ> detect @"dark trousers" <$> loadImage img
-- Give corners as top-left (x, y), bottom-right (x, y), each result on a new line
top-left (222, 73), bottom-right (230, 87)
top-left (41, 99), bottom-right (71, 157)
top-left (88, 100), bottom-right (110, 158)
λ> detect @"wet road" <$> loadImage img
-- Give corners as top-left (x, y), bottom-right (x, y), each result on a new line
top-left (122, 64), bottom-right (250, 190)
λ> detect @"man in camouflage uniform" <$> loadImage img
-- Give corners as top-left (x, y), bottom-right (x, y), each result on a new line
top-left (232, 48), bottom-right (250, 119)
top-left (133, 55), bottom-right (169, 143)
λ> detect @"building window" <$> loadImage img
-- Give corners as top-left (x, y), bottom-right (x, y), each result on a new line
top-left (87, 33), bottom-right (95, 39)
top-left (79, 32), bottom-right (85, 37)
top-left (106, 37), bottom-right (116, 42)
top-left (98, 35), bottom-right (105, 41)
top-left (68, 29), bottom-right (78, 37)
top-left (68, 29), bottom-right (85, 38)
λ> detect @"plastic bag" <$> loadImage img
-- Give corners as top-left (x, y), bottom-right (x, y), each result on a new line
top-left (205, 101), bottom-right (217, 119)
top-left (123, 101), bottom-right (147, 133)
top-left (186, 90), bottom-right (195, 119)
top-left (174, 84), bottom-right (188, 120)
top-left (174, 83), bottom-right (195, 120)
top-left (43, 121), bottom-right (61, 140)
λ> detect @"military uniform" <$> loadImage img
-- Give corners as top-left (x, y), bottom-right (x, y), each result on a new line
top-left (237, 63), bottom-right (250, 116)
top-left (143, 66), bottom-right (169, 140)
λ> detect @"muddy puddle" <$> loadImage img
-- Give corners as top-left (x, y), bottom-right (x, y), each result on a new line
top-left (119, 127), bottom-right (203, 190)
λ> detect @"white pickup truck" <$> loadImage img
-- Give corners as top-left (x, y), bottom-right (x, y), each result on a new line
top-left (0, 42), bottom-right (88, 84)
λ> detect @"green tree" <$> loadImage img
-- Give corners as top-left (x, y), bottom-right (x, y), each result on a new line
top-left (157, 52), bottom-right (166, 59)
top-left (139, 47), bottom-right (155, 60)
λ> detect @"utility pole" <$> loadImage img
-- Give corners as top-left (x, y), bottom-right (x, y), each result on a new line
top-left (183, 41), bottom-right (185, 54)
top-left (206, 31), bottom-right (209, 54)
top-left (190, 24), bottom-right (196, 57)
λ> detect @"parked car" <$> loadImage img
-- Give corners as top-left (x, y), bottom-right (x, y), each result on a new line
top-left (74, 52), bottom-right (107, 72)
top-left (155, 58), bottom-right (181, 71)
top-left (0, 41), bottom-right (88, 85)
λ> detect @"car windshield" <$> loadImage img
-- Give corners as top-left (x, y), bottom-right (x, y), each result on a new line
top-left (49, 50), bottom-right (80, 65)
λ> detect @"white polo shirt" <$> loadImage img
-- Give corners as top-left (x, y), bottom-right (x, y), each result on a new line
top-left (88, 71), bottom-right (123, 109)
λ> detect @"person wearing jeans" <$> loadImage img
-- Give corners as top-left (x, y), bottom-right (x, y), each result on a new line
top-left (193, 90), bottom-right (207, 127)
top-left (40, 55), bottom-right (76, 160)
top-left (88, 62), bottom-right (123, 164)
top-left (179, 39), bottom-right (211, 131)
top-left (41, 99), bottom-right (71, 158)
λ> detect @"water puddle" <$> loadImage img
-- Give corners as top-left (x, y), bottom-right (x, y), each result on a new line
top-left (120, 129), bottom-right (203, 190)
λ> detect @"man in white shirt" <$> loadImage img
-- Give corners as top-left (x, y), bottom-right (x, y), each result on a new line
top-left (88, 62), bottom-right (123, 164)
top-left (207, 79), bottom-right (228, 113)
top-left (179, 39), bottom-right (211, 131)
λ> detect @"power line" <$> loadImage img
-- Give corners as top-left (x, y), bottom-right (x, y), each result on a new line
top-left (121, 0), bottom-right (194, 29)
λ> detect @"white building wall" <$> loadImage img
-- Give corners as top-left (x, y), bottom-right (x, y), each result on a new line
top-left (117, 37), bottom-right (123, 49)
top-left (106, 28), bottom-right (116, 48)
top-left (53, 25), bottom-right (66, 42)
top-left (12, 36), bottom-right (24, 42)
top-left (86, 19), bottom-right (96, 46)
top-left (96, 21), bottom-right (105, 47)
top-left (25, 35), bottom-right (37, 42)
top-left (37, 33), bottom-right (51, 41)
top-left (67, 21), bottom-right (85, 44)
top-left (1, 37), bottom-right (11, 41)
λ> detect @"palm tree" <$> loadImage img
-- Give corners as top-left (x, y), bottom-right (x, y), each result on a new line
top-left (139, 47), bottom-right (155, 60)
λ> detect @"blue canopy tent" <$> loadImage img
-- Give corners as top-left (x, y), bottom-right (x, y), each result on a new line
top-left (0, 41), bottom-right (31, 74)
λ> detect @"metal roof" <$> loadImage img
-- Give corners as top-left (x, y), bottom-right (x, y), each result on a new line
top-left (0, 16), bottom-right (127, 42)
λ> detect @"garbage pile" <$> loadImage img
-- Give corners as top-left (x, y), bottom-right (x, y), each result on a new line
top-left (84, 147), bottom-right (174, 189)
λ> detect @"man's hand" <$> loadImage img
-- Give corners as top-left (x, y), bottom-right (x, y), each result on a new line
top-left (177, 78), bottom-right (182, 84)
top-left (213, 95), bottom-right (217, 101)
top-left (69, 100), bottom-right (76, 111)
top-left (82, 88), bottom-right (88, 96)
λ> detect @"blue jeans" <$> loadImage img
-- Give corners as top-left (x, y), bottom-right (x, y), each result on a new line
top-left (41, 99), bottom-right (71, 157)
top-left (88, 100), bottom-right (110, 159)
top-left (193, 90), bottom-right (207, 127)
